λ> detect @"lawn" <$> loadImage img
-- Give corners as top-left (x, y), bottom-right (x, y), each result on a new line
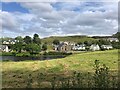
top-left (2, 49), bottom-right (118, 88)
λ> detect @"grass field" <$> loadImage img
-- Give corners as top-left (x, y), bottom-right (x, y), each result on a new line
top-left (42, 36), bottom-right (97, 44)
top-left (2, 49), bottom-right (118, 88)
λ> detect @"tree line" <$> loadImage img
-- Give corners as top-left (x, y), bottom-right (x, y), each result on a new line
top-left (12, 34), bottom-right (47, 55)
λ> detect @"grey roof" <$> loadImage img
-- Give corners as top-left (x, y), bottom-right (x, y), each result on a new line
top-left (0, 45), bottom-right (7, 50)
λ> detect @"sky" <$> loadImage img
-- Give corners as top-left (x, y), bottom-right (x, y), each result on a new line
top-left (1, 1), bottom-right (118, 38)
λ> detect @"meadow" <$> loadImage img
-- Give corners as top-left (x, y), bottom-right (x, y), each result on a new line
top-left (2, 49), bottom-right (118, 88)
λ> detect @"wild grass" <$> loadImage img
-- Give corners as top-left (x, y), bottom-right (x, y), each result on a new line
top-left (2, 49), bottom-right (118, 88)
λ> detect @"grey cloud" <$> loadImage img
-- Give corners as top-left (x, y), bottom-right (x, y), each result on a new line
top-left (1, 11), bottom-right (19, 30)
top-left (2, 2), bottom-right (118, 38)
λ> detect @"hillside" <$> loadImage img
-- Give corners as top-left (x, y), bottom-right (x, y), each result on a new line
top-left (41, 35), bottom-right (98, 44)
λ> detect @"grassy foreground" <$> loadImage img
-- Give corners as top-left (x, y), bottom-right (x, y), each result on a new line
top-left (2, 50), bottom-right (118, 88)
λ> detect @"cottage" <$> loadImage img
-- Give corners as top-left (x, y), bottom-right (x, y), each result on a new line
top-left (3, 41), bottom-right (9, 44)
top-left (2, 39), bottom-right (19, 45)
top-left (54, 42), bottom-right (75, 52)
top-left (53, 45), bottom-right (59, 51)
top-left (58, 42), bottom-right (72, 52)
top-left (107, 38), bottom-right (119, 42)
top-left (72, 44), bottom-right (86, 51)
top-left (90, 44), bottom-right (100, 51)
top-left (0, 45), bottom-right (9, 52)
top-left (101, 45), bottom-right (113, 50)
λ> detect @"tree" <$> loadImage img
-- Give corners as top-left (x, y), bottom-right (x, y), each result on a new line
top-left (15, 36), bottom-right (23, 43)
top-left (12, 42), bottom-right (23, 53)
top-left (97, 39), bottom-right (111, 46)
top-left (24, 36), bottom-right (32, 44)
top-left (84, 41), bottom-right (92, 46)
top-left (25, 43), bottom-right (41, 55)
top-left (112, 32), bottom-right (120, 39)
top-left (111, 41), bottom-right (120, 49)
top-left (53, 39), bottom-right (60, 45)
top-left (77, 42), bottom-right (83, 45)
top-left (33, 34), bottom-right (41, 45)
top-left (42, 43), bottom-right (47, 51)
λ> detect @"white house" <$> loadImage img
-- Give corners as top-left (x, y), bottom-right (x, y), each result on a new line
top-left (2, 39), bottom-right (19, 45)
top-left (90, 44), bottom-right (100, 51)
top-left (0, 45), bottom-right (9, 52)
top-left (53, 45), bottom-right (59, 51)
top-left (72, 44), bottom-right (86, 51)
top-left (3, 41), bottom-right (9, 44)
top-left (101, 45), bottom-right (113, 50)
top-left (107, 38), bottom-right (119, 42)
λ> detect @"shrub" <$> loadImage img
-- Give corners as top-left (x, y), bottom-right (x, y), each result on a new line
top-left (94, 60), bottom-right (110, 88)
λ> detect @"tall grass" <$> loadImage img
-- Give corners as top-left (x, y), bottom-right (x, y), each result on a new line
top-left (26, 60), bottom-right (118, 88)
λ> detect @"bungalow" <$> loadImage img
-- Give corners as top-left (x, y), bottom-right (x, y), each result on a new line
top-left (72, 44), bottom-right (86, 51)
top-left (0, 45), bottom-right (9, 52)
top-left (90, 44), bottom-right (100, 51)
top-left (101, 45), bottom-right (113, 50)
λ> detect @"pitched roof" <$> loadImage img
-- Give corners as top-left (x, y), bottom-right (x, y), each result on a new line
top-left (0, 45), bottom-right (8, 50)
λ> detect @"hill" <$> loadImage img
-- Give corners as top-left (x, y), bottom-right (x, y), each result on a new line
top-left (41, 35), bottom-right (98, 44)
top-left (112, 32), bottom-right (120, 39)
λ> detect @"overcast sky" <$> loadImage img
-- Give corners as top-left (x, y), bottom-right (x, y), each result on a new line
top-left (1, 1), bottom-right (118, 38)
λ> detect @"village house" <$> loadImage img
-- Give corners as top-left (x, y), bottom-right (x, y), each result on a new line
top-left (107, 38), bottom-right (119, 42)
top-left (2, 39), bottom-right (19, 45)
top-left (0, 45), bottom-right (9, 52)
top-left (72, 44), bottom-right (86, 51)
top-left (53, 45), bottom-right (59, 51)
top-left (90, 44), bottom-right (100, 51)
top-left (101, 45), bottom-right (113, 50)
top-left (53, 40), bottom-right (114, 52)
top-left (54, 42), bottom-right (75, 52)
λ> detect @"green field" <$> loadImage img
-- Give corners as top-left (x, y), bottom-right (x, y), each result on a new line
top-left (42, 36), bottom-right (97, 44)
top-left (2, 49), bottom-right (118, 88)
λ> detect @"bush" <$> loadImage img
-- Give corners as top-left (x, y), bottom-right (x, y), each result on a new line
top-left (43, 51), bottom-right (72, 56)
top-left (94, 60), bottom-right (110, 88)
top-left (2, 52), bottom-right (14, 56)
top-left (15, 52), bottom-right (30, 57)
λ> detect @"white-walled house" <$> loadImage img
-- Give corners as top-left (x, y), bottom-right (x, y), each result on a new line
top-left (107, 38), bottom-right (119, 42)
top-left (2, 39), bottom-right (19, 45)
top-left (101, 45), bottom-right (113, 50)
top-left (53, 45), bottom-right (59, 51)
top-left (72, 44), bottom-right (86, 51)
top-left (90, 44), bottom-right (100, 51)
top-left (0, 45), bottom-right (9, 52)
